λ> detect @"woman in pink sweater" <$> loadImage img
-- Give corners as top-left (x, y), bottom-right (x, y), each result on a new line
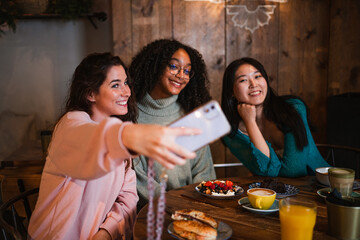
top-left (27, 53), bottom-right (198, 240)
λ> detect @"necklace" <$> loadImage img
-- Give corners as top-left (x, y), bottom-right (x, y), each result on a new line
top-left (147, 159), bottom-right (168, 240)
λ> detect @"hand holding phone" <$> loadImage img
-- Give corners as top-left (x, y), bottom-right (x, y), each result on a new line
top-left (168, 100), bottom-right (231, 152)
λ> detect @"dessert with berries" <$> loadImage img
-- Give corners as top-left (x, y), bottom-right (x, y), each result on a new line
top-left (196, 180), bottom-right (242, 196)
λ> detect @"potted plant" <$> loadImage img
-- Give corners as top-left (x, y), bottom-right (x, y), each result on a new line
top-left (47, 0), bottom-right (93, 20)
top-left (0, 0), bottom-right (22, 37)
top-left (0, 0), bottom-right (100, 37)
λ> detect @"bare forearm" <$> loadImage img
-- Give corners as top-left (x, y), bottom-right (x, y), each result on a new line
top-left (244, 121), bottom-right (270, 157)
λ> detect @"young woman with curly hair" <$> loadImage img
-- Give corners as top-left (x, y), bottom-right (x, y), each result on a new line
top-left (221, 57), bottom-right (330, 177)
top-left (129, 39), bottom-right (216, 210)
top-left (28, 52), bottom-right (199, 240)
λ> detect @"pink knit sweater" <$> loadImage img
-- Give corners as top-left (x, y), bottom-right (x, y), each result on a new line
top-left (28, 111), bottom-right (138, 240)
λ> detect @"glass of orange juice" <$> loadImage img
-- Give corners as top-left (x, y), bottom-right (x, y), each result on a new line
top-left (279, 198), bottom-right (317, 240)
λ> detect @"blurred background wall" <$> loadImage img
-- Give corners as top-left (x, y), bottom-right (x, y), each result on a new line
top-left (0, 0), bottom-right (112, 131)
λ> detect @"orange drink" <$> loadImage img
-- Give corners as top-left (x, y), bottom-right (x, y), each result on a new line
top-left (279, 198), bottom-right (317, 240)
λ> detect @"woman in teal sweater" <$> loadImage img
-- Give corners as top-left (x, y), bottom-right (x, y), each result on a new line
top-left (221, 58), bottom-right (330, 177)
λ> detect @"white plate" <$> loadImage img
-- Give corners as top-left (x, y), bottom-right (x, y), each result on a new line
top-left (248, 182), bottom-right (299, 198)
top-left (168, 221), bottom-right (232, 240)
top-left (195, 185), bottom-right (244, 199)
top-left (317, 187), bottom-right (360, 198)
top-left (238, 197), bottom-right (279, 214)
top-left (195, 180), bottom-right (244, 199)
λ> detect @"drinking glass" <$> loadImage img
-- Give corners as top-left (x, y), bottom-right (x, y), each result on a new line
top-left (328, 167), bottom-right (355, 197)
top-left (279, 198), bottom-right (317, 240)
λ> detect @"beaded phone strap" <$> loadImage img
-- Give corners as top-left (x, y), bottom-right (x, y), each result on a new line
top-left (147, 159), bottom-right (168, 240)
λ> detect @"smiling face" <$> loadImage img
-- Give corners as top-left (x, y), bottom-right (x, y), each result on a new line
top-left (88, 65), bottom-right (130, 122)
top-left (150, 48), bottom-right (191, 99)
top-left (233, 63), bottom-right (268, 106)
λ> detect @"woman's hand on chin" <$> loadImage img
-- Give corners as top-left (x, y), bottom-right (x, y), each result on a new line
top-left (237, 103), bottom-right (256, 123)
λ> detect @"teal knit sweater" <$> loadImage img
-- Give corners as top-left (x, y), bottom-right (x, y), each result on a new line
top-left (223, 98), bottom-right (330, 177)
top-left (133, 93), bottom-right (216, 209)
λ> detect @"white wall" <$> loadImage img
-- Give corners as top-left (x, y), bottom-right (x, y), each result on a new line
top-left (0, 14), bottom-right (112, 134)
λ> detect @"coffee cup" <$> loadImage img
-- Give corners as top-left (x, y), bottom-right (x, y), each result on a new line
top-left (247, 188), bottom-right (276, 210)
top-left (328, 168), bottom-right (355, 197)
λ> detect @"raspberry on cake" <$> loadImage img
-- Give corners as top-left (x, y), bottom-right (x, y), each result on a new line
top-left (197, 180), bottom-right (242, 196)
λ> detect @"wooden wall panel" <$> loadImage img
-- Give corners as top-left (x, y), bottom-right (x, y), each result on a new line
top-left (131, 0), bottom-right (173, 55)
top-left (112, 0), bottom-right (173, 65)
top-left (328, 0), bottom-right (360, 96)
top-left (278, 0), bottom-right (329, 142)
top-left (112, 0), bottom-right (132, 65)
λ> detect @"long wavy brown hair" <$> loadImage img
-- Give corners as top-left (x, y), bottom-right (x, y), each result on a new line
top-left (62, 52), bottom-right (137, 170)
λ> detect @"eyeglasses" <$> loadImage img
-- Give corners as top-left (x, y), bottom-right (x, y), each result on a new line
top-left (167, 63), bottom-right (194, 79)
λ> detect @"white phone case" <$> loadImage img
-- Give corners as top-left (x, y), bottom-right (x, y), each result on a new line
top-left (168, 100), bottom-right (231, 152)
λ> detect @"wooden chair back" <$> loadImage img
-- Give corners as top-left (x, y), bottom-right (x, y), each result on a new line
top-left (316, 143), bottom-right (360, 178)
top-left (0, 188), bottom-right (39, 240)
top-left (0, 172), bottom-right (41, 216)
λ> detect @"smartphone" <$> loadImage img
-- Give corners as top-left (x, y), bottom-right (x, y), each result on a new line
top-left (168, 100), bottom-right (231, 152)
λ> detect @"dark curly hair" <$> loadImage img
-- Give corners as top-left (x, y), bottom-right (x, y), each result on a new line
top-left (65, 52), bottom-right (137, 122)
top-left (221, 57), bottom-right (311, 150)
top-left (129, 39), bottom-right (211, 113)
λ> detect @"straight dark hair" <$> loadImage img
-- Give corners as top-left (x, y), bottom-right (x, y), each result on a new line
top-left (221, 57), bottom-right (310, 150)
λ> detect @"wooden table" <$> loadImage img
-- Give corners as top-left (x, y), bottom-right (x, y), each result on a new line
top-left (0, 140), bottom-right (44, 204)
top-left (134, 175), bottom-right (360, 240)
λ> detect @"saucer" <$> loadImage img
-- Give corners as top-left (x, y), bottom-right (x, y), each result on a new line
top-left (317, 187), bottom-right (360, 198)
top-left (238, 197), bottom-right (279, 214)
